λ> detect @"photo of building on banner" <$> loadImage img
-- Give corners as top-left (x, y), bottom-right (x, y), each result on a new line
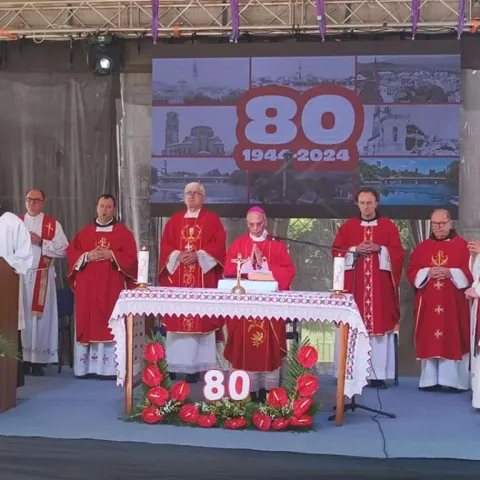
top-left (150, 53), bottom-right (460, 219)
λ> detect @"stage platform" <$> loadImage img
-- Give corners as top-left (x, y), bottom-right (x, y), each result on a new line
top-left (0, 367), bottom-right (479, 479)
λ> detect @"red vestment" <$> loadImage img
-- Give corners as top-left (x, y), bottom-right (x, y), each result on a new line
top-left (158, 209), bottom-right (226, 335)
top-left (407, 235), bottom-right (472, 360)
top-left (222, 234), bottom-right (296, 372)
top-left (20, 213), bottom-right (56, 317)
top-left (332, 217), bottom-right (404, 335)
top-left (67, 222), bottom-right (138, 344)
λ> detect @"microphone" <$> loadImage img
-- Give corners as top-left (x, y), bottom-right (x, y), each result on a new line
top-left (266, 234), bottom-right (360, 256)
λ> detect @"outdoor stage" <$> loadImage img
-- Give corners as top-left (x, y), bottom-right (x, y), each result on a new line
top-left (0, 368), bottom-right (479, 479)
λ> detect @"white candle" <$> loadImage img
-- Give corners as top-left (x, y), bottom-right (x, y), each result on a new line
top-left (137, 248), bottom-right (149, 284)
top-left (333, 255), bottom-right (345, 291)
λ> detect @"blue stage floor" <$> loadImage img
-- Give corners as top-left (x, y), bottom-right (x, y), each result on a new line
top-left (0, 367), bottom-right (479, 460)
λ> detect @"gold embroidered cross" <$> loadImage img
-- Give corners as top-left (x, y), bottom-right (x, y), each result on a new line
top-left (434, 305), bottom-right (444, 315)
top-left (431, 251), bottom-right (448, 267)
top-left (45, 222), bottom-right (54, 235)
top-left (434, 329), bottom-right (443, 339)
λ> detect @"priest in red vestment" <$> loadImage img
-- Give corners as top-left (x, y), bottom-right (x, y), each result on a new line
top-left (223, 207), bottom-right (295, 403)
top-left (158, 182), bottom-right (226, 383)
top-left (407, 209), bottom-right (472, 392)
top-left (332, 188), bottom-right (404, 389)
top-left (67, 194), bottom-right (137, 379)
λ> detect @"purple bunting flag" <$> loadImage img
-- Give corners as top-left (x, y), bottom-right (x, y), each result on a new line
top-left (152, 0), bottom-right (159, 43)
top-left (316, 0), bottom-right (326, 40)
top-left (411, 0), bottom-right (420, 39)
top-left (457, 0), bottom-right (466, 38)
top-left (230, 0), bottom-right (240, 42)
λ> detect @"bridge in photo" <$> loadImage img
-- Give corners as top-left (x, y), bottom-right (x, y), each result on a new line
top-left (160, 175), bottom-right (230, 184)
top-left (369, 176), bottom-right (447, 185)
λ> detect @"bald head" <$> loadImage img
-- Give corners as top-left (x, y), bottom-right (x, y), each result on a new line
top-left (431, 209), bottom-right (452, 240)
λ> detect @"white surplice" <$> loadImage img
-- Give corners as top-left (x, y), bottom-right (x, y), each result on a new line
top-left (333, 220), bottom-right (396, 381)
top-left (414, 266), bottom-right (470, 390)
top-left (164, 209), bottom-right (219, 374)
top-left (21, 213), bottom-right (68, 364)
top-left (469, 254), bottom-right (480, 407)
top-left (0, 211), bottom-right (33, 330)
top-left (73, 219), bottom-right (119, 377)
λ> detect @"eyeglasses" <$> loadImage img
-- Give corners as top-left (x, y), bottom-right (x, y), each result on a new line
top-left (185, 191), bottom-right (203, 197)
top-left (25, 197), bottom-right (44, 204)
top-left (432, 221), bottom-right (450, 227)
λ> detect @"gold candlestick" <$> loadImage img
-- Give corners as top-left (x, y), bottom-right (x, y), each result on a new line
top-left (231, 253), bottom-right (248, 294)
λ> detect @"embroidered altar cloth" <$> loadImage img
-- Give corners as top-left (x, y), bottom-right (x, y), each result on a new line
top-left (108, 287), bottom-right (371, 398)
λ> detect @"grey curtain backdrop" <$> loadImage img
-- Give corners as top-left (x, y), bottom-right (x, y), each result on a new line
top-left (0, 71), bottom-right (118, 285)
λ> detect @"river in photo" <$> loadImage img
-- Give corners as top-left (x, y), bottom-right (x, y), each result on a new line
top-left (151, 181), bottom-right (248, 204)
top-left (360, 183), bottom-right (457, 205)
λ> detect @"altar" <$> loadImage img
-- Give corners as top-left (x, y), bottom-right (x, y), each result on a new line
top-left (108, 286), bottom-right (371, 427)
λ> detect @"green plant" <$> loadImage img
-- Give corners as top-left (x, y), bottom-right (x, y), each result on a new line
top-left (0, 332), bottom-right (20, 361)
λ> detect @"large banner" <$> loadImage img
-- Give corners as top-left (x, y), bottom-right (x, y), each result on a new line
top-left (151, 46), bottom-right (460, 219)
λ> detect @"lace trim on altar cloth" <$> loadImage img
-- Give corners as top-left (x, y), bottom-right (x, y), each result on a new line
top-left (108, 288), bottom-right (372, 397)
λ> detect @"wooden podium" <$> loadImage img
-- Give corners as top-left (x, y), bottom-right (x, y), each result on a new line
top-left (0, 257), bottom-right (19, 414)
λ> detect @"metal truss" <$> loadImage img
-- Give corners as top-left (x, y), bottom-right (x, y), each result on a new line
top-left (0, 0), bottom-right (476, 41)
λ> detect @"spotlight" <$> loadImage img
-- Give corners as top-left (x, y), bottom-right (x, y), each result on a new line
top-left (96, 55), bottom-right (113, 75)
top-left (87, 35), bottom-right (123, 76)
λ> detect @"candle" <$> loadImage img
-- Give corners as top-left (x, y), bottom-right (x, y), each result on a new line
top-left (333, 255), bottom-right (345, 291)
top-left (137, 247), bottom-right (149, 285)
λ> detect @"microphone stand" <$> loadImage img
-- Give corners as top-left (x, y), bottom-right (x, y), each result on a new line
top-left (268, 234), bottom-right (396, 420)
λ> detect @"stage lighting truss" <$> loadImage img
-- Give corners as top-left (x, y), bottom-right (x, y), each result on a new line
top-left (0, 0), bottom-right (476, 41)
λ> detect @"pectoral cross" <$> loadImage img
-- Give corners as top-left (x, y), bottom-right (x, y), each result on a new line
top-left (231, 253), bottom-right (248, 283)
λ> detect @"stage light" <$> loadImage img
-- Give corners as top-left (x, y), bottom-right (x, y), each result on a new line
top-left (96, 55), bottom-right (113, 75)
top-left (87, 35), bottom-right (123, 76)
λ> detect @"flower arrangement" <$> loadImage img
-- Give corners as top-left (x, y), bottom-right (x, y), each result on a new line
top-left (131, 335), bottom-right (322, 431)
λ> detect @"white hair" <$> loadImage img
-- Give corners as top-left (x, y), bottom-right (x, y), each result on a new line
top-left (184, 182), bottom-right (205, 196)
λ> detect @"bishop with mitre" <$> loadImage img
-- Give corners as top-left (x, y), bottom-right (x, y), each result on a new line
top-left (332, 188), bottom-right (404, 388)
top-left (67, 194), bottom-right (138, 379)
top-left (407, 209), bottom-right (471, 392)
top-left (158, 182), bottom-right (226, 384)
top-left (223, 206), bottom-right (295, 403)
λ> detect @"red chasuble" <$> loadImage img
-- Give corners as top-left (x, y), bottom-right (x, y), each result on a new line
top-left (67, 222), bottom-right (138, 344)
top-left (158, 209), bottom-right (226, 334)
top-left (407, 235), bottom-right (472, 360)
top-left (222, 234), bottom-right (296, 372)
top-left (332, 217), bottom-right (404, 335)
top-left (20, 213), bottom-right (56, 317)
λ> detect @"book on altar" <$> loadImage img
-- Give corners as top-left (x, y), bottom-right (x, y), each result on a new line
top-left (217, 278), bottom-right (279, 293)
top-left (247, 271), bottom-right (274, 281)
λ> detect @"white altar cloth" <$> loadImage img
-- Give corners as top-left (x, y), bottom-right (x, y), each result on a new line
top-left (108, 287), bottom-right (371, 398)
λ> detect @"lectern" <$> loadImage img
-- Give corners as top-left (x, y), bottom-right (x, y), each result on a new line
top-left (0, 257), bottom-right (19, 414)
